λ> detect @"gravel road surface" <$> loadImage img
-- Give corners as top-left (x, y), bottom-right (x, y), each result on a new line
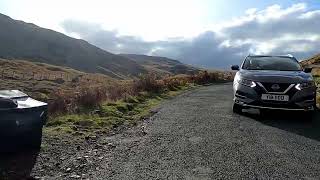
top-left (2, 83), bottom-right (320, 179)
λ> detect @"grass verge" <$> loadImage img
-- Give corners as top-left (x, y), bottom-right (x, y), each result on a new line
top-left (0, 60), bottom-right (234, 139)
top-left (44, 85), bottom-right (198, 138)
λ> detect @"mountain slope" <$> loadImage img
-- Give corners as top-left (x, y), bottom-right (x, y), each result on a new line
top-left (300, 53), bottom-right (320, 67)
top-left (120, 54), bottom-right (199, 75)
top-left (0, 14), bottom-right (146, 79)
top-left (0, 58), bottom-right (115, 100)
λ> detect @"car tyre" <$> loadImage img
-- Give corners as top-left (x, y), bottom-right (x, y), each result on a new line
top-left (233, 103), bottom-right (242, 114)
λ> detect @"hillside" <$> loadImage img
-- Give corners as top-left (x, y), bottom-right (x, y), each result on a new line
top-left (300, 53), bottom-right (320, 67)
top-left (301, 53), bottom-right (320, 106)
top-left (0, 13), bottom-right (146, 79)
top-left (0, 58), bottom-right (115, 100)
top-left (300, 53), bottom-right (320, 78)
top-left (120, 54), bottom-right (199, 75)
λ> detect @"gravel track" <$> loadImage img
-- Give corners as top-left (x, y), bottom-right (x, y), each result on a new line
top-left (2, 83), bottom-right (320, 179)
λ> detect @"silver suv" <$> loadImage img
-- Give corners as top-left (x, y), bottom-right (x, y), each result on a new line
top-left (231, 55), bottom-right (317, 114)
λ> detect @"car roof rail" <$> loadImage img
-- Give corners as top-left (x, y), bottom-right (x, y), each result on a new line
top-left (247, 54), bottom-right (295, 58)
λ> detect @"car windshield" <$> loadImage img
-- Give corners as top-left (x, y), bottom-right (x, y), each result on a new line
top-left (242, 56), bottom-right (302, 71)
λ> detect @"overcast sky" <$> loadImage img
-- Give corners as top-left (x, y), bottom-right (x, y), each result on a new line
top-left (1, 0), bottom-right (320, 68)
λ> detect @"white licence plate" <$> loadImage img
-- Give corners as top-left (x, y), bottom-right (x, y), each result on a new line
top-left (261, 94), bottom-right (289, 102)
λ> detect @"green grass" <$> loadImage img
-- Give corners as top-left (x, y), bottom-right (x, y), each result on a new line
top-left (0, 58), bottom-right (233, 141)
top-left (315, 76), bottom-right (320, 86)
top-left (44, 85), bottom-right (196, 138)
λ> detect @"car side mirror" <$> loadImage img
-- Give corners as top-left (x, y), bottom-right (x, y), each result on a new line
top-left (231, 65), bottom-right (240, 71)
top-left (304, 67), bottom-right (312, 73)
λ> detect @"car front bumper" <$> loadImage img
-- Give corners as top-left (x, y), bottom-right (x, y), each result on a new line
top-left (233, 82), bottom-right (316, 111)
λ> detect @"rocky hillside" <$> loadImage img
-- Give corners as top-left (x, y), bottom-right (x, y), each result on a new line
top-left (0, 14), bottom-right (146, 79)
top-left (120, 54), bottom-right (199, 75)
top-left (300, 53), bottom-right (320, 67)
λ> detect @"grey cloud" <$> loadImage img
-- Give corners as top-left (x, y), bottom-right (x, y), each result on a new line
top-left (220, 4), bottom-right (320, 59)
top-left (62, 20), bottom-right (242, 68)
top-left (62, 20), bottom-right (153, 54)
top-left (159, 32), bottom-right (250, 68)
top-left (223, 11), bottom-right (320, 41)
top-left (61, 4), bottom-right (320, 69)
top-left (264, 38), bottom-right (320, 59)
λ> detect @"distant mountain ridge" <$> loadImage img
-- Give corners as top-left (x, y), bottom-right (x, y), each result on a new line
top-left (0, 13), bottom-right (146, 79)
top-left (120, 54), bottom-right (199, 75)
top-left (0, 13), bottom-right (200, 79)
top-left (121, 54), bottom-right (182, 65)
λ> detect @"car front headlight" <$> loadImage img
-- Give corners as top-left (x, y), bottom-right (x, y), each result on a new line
top-left (238, 78), bottom-right (256, 88)
top-left (295, 82), bottom-right (315, 90)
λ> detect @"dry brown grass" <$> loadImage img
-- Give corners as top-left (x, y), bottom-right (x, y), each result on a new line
top-left (301, 53), bottom-right (320, 67)
top-left (48, 70), bottom-right (234, 115)
top-left (48, 83), bottom-right (130, 115)
top-left (312, 68), bottom-right (320, 77)
top-left (0, 58), bottom-right (234, 116)
top-left (0, 58), bottom-right (115, 100)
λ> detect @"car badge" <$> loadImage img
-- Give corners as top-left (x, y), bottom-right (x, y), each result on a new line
top-left (271, 84), bottom-right (280, 91)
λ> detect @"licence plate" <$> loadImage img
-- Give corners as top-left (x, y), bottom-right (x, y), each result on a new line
top-left (261, 94), bottom-right (289, 102)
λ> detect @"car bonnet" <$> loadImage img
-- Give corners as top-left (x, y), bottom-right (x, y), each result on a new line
top-left (239, 70), bottom-right (313, 83)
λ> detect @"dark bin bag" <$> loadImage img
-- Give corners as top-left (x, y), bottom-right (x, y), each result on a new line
top-left (0, 90), bottom-right (47, 152)
top-left (0, 98), bottom-right (18, 109)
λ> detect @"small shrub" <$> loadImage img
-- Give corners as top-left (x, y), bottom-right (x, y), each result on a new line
top-left (71, 76), bottom-right (81, 83)
top-left (46, 119), bottom-right (64, 126)
top-left (136, 94), bottom-right (147, 102)
top-left (133, 74), bottom-right (164, 93)
top-left (106, 84), bottom-right (130, 101)
top-left (97, 117), bottom-right (126, 128)
top-left (125, 96), bottom-right (139, 104)
top-left (106, 102), bottom-right (117, 106)
top-left (53, 78), bottom-right (65, 84)
top-left (74, 119), bottom-right (96, 127)
top-left (116, 104), bottom-right (128, 113)
top-left (48, 91), bottom-right (71, 114)
top-left (76, 88), bottom-right (106, 108)
top-left (100, 105), bottom-right (123, 117)
top-left (126, 103), bottom-right (135, 111)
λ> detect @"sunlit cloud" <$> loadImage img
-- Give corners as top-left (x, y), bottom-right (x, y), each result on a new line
top-left (60, 3), bottom-right (320, 68)
top-left (1, 1), bottom-right (319, 68)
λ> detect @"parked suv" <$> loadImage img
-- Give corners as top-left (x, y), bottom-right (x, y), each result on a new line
top-left (231, 55), bottom-right (317, 114)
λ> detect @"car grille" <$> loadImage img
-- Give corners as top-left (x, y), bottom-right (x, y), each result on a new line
top-left (259, 82), bottom-right (292, 92)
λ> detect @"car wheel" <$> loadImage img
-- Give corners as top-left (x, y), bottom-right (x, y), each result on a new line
top-left (233, 103), bottom-right (242, 114)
